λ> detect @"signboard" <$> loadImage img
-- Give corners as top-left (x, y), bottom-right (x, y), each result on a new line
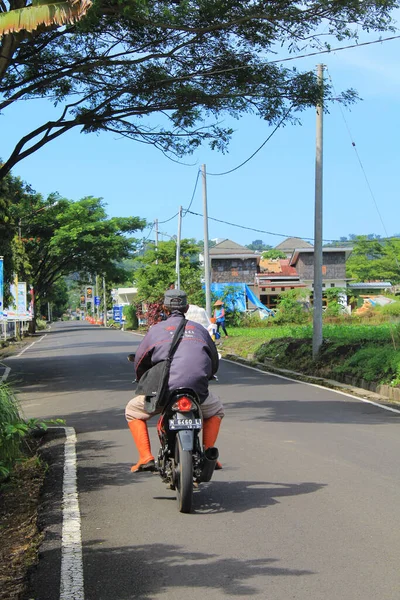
top-left (0, 257), bottom-right (3, 320)
top-left (5, 282), bottom-right (31, 321)
top-left (112, 305), bottom-right (123, 323)
top-left (86, 286), bottom-right (93, 301)
top-left (94, 296), bottom-right (101, 306)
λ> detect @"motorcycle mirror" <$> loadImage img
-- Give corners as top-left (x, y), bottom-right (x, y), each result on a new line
top-left (127, 353), bottom-right (136, 362)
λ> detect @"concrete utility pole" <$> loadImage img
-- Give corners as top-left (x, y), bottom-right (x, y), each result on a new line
top-left (175, 207), bottom-right (182, 289)
top-left (155, 219), bottom-right (159, 265)
top-left (95, 274), bottom-right (100, 321)
top-left (313, 63), bottom-right (324, 358)
top-left (103, 276), bottom-right (107, 327)
top-left (201, 164), bottom-right (212, 318)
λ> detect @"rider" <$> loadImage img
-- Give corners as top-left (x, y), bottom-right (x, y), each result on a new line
top-left (125, 288), bottom-right (224, 472)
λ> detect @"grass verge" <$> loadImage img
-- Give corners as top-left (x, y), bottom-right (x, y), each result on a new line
top-left (0, 449), bottom-right (46, 600)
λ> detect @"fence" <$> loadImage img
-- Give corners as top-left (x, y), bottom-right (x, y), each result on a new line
top-left (0, 320), bottom-right (30, 341)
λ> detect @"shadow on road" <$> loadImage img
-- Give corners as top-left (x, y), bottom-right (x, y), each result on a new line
top-left (80, 542), bottom-right (314, 598)
top-left (194, 480), bottom-right (326, 514)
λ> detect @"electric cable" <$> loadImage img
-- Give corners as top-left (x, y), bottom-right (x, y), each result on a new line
top-left (183, 169), bottom-right (201, 215)
top-left (185, 210), bottom-right (400, 246)
top-left (207, 107), bottom-right (292, 176)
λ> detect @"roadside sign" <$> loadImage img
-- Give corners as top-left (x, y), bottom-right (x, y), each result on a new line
top-left (94, 296), bottom-right (101, 306)
top-left (113, 305), bottom-right (123, 322)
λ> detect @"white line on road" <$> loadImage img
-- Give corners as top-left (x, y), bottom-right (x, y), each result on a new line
top-left (60, 427), bottom-right (84, 600)
top-left (6, 334), bottom-right (48, 359)
top-left (0, 366), bottom-right (11, 382)
top-left (222, 358), bottom-right (400, 415)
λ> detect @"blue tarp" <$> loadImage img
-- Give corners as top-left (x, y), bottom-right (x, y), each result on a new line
top-left (210, 283), bottom-right (246, 312)
top-left (245, 285), bottom-right (274, 314)
top-left (207, 282), bottom-right (273, 315)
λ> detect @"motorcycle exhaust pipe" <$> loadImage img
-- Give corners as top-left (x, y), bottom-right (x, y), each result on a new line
top-left (198, 447), bottom-right (219, 482)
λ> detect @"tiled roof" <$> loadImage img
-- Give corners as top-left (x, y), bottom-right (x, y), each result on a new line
top-left (209, 239), bottom-right (258, 256)
top-left (259, 259), bottom-right (298, 277)
top-left (275, 237), bottom-right (313, 251)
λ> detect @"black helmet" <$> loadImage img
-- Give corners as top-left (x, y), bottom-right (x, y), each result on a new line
top-left (164, 289), bottom-right (188, 311)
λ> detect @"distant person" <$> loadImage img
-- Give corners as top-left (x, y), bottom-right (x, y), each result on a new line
top-left (213, 300), bottom-right (228, 337)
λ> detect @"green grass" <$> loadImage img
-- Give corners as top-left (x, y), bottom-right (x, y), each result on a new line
top-left (229, 323), bottom-right (399, 343)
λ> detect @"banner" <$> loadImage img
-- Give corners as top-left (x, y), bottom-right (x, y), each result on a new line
top-left (0, 257), bottom-right (3, 320)
top-left (5, 282), bottom-right (31, 321)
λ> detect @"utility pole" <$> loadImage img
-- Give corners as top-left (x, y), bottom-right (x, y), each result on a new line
top-left (103, 276), bottom-right (107, 327)
top-left (201, 164), bottom-right (212, 318)
top-left (95, 274), bottom-right (100, 321)
top-left (175, 207), bottom-right (182, 289)
top-left (155, 219), bottom-right (159, 265)
top-left (313, 63), bottom-right (324, 358)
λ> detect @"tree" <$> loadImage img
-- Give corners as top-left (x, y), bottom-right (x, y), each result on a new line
top-left (134, 239), bottom-right (203, 304)
top-left (261, 249), bottom-right (286, 260)
top-left (346, 236), bottom-right (400, 284)
top-left (246, 240), bottom-right (272, 252)
top-left (0, 171), bottom-right (41, 306)
top-left (15, 194), bottom-right (146, 328)
top-left (2, 1), bottom-right (396, 179)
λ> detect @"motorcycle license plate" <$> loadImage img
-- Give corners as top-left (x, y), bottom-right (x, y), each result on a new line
top-left (169, 418), bottom-right (202, 430)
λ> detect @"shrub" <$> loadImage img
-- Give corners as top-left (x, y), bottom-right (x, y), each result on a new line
top-left (123, 304), bottom-right (138, 330)
top-left (333, 346), bottom-right (400, 385)
top-left (36, 319), bottom-right (47, 330)
top-left (274, 290), bottom-right (310, 325)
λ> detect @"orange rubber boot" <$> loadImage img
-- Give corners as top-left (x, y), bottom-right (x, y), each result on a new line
top-left (128, 420), bottom-right (155, 472)
top-left (203, 416), bottom-right (222, 470)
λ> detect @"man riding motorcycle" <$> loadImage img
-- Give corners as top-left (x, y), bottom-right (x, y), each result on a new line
top-left (125, 289), bottom-right (224, 472)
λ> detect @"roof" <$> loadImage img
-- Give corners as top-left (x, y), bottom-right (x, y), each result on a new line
top-left (348, 282), bottom-right (392, 289)
top-left (275, 237), bottom-right (313, 252)
top-left (209, 239), bottom-right (259, 258)
top-left (290, 246), bottom-right (353, 265)
top-left (260, 258), bottom-right (298, 277)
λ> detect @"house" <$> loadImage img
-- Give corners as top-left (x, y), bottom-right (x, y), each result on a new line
top-left (209, 239), bottom-right (259, 285)
top-left (254, 239), bottom-right (353, 309)
top-left (289, 246), bottom-right (353, 291)
top-left (256, 258), bottom-right (306, 309)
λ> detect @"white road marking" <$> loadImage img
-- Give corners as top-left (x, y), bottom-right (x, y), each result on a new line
top-left (7, 334), bottom-right (47, 359)
top-left (0, 366), bottom-right (11, 382)
top-left (60, 427), bottom-right (84, 600)
top-left (222, 358), bottom-right (400, 415)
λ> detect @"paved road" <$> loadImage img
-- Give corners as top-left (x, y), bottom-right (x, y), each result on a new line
top-left (7, 322), bottom-right (400, 600)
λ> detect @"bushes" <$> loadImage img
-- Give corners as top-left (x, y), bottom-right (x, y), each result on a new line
top-left (0, 383), bottom-right (64, 479)
top-left (0, 384), bottom-right (23, 477)
top-left (333, 346), bottom-right (400, 385)
top-left (123, 304), bottom-right (138, 330)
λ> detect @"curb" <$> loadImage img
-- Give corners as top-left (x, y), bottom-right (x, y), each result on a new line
top-left (222, 353), bottom-right (400, 409)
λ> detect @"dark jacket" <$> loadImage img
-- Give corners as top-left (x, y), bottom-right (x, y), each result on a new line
top-left (134, 311), bottom-right (219, 402)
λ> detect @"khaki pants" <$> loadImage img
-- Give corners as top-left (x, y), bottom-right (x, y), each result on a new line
top-left (125, 390), bottom-right (224, 422)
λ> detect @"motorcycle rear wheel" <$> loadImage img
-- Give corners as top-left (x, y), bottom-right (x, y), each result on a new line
top-left (174, 436), bottom-right (193, 513)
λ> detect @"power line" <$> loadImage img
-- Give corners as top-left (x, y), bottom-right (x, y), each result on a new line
top-left (208, 107), bottom-right (292, 176)
top-left (183, 169), bottom-right (201, 214)
top-left (158, 212), bottom-right (179, 224)
top-left (186, 210), bottom-right (400, 245)
top-left (327, 68), bottom-right (389, 238)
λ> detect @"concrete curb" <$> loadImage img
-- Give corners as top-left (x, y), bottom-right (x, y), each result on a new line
top-left (223, 353), bottom-right (400, 409)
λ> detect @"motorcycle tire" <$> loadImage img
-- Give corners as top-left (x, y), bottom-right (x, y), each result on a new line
top-left (174, 436), bottom-right (193, 513)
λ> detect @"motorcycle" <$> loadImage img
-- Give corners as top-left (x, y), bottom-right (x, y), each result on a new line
top-left (128, 354), bottom-right (219, 513)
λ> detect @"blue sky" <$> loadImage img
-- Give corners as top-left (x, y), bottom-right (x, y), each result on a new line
top-left (2, 13), bottom-right (400, 249)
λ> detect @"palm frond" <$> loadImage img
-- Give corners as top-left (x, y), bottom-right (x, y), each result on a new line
top-left (0, 0), bottom-right (92, 37)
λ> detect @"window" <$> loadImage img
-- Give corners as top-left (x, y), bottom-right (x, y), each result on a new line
top-left (281, 287), bottom-right (285, 291)
top-left (291, 287), bottom-right (294, 290)
top-left (331, 283), bottom-right (335, 288)
top-left (271, 287), bottom-right (275, 291)
top-left (322, 266), bottom-right (327, 275)
top-left (322, 283), bottom-right (325, 288)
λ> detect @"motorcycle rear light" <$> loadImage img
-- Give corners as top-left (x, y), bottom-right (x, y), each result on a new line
top-left (172, 397), bottom-right (193, 412)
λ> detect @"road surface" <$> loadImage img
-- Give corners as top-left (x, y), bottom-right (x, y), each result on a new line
top-left (6, 322), bottom-right (400, 600)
